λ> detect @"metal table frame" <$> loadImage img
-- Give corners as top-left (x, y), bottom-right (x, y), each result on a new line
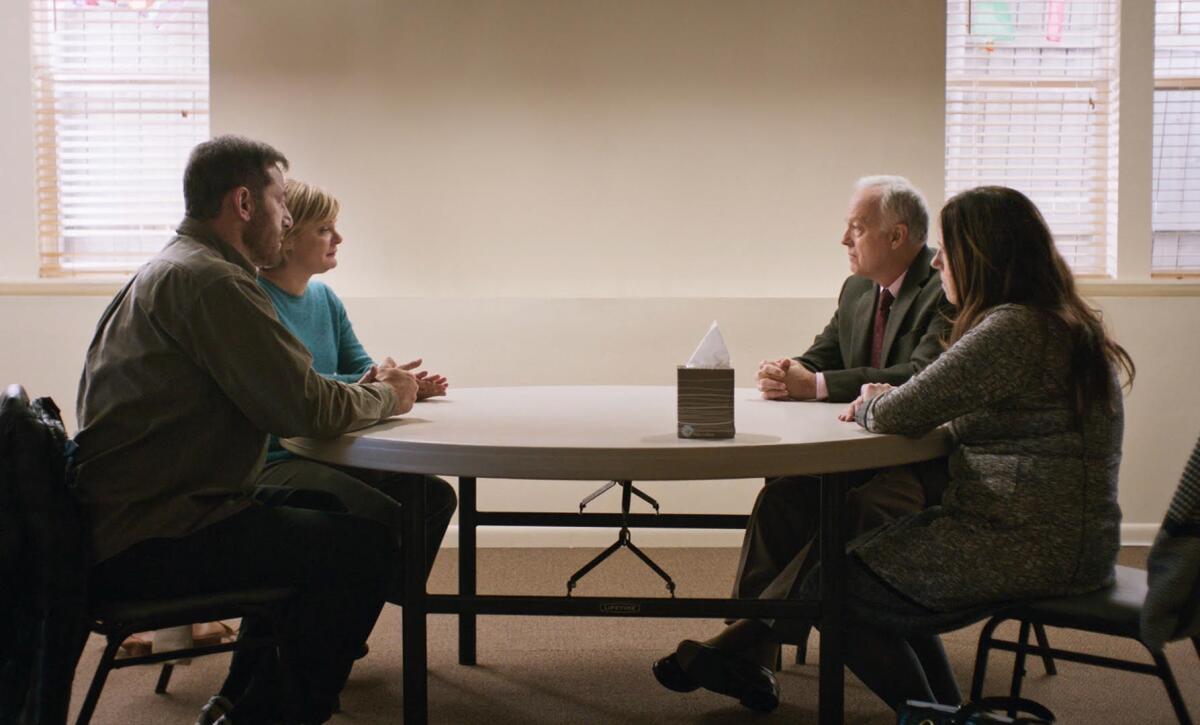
top-left (399, 471), bottom-right (852, 725)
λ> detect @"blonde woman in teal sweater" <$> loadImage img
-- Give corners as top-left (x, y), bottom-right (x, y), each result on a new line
top-left (255, 179), bottom-right (456, 573)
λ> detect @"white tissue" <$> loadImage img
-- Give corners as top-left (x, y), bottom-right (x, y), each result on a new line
top-left (686, 321), bottom-right (732, 368)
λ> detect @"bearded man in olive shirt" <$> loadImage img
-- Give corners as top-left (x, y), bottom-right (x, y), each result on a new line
top-left (74, 136), bottom-right (416, 725)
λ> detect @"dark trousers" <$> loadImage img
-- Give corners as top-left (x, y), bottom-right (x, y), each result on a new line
top-left (733, 464), bottom-right (942, 603)
top-left (91, 497), bottom-right (398, 724)
top-left (257, 458), bottom-right (458, 583)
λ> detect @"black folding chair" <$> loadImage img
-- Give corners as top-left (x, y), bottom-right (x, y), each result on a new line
top-left (0, 384), bottom-right (295, 725)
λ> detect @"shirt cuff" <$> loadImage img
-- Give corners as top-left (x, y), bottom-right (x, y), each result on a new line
top-left (814, 372), bottom-right (828, 401)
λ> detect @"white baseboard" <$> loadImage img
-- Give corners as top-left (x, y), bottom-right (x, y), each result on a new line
top-left (1120, 523), bottom-right (1159, 547)
top-left (440, 523), bottom-right (1160, 548)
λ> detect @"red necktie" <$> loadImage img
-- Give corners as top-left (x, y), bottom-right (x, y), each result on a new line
top-left (870, 288), bottom-right (895, 369)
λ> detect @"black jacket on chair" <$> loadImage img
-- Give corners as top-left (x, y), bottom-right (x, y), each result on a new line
top-left (0, 390), bottom-right (89, 725)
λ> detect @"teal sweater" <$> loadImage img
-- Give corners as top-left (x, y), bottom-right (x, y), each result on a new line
top-left (258, 277), bottom-right (374, 462)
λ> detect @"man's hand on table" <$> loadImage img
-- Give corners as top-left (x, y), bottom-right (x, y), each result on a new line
top-left (375, 359), bottom-right (419, 415)
top-left (375, 357), bottom-right (448, 402)
top-left (757, 358), bottom-right (817, 400)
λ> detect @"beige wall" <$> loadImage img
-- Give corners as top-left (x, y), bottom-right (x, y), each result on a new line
top-left (210, 0), bottom-right (946, 298)
top-left (1, 0), bottom-right (1197, 546)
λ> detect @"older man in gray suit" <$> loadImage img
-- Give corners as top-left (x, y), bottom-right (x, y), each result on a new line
top-left (738, 176), bottom-right (953, 623)
top-left (655, 178), bottom-right (954, 698)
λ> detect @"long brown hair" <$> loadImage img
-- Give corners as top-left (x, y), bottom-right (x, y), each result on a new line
top-left (939, 186), bottom-right (1134, 416)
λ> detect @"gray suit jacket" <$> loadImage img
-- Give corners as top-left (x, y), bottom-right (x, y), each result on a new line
top-left (795, 245), bottom-right (952, 402)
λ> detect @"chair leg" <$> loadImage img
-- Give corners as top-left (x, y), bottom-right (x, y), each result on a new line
top-left (76, 636), bottom-right (123, 725)
top-left (1150, 648), bottom-right (1194, 725)
top-left (969, 616), bottom-right (1004, 701)
top-left (1032, 622), bottom-right (1057, 675)
top-left (1008, 620), bottom-right (1032, 710)
top-left (794, 625), bottom-right (810, 665)
top-left (154, 663), bottom-right (175, 694)
top-left (1192, 635), bottom-right (1200, 662)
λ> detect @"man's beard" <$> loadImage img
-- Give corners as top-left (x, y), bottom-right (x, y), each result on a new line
top-left (244, 211), bottom-right (283, 268)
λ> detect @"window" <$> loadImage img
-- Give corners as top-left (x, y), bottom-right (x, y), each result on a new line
top-left (1153, 0), bottom-right (1200, 276)
top-left (946, 0), bottom-right (1120, 276)
top-left (30, 0), bottom-right (209, 277)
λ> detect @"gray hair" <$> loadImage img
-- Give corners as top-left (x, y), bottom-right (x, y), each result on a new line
top-left (854, 175), bottom-right (929, 245)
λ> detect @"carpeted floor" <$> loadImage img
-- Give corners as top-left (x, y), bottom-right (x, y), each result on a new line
top-left (69, 546), bottom-right (1199, 724)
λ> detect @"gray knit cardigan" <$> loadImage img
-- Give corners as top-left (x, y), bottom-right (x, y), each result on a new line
top-left (855, 304), bottom-right (1123, 612)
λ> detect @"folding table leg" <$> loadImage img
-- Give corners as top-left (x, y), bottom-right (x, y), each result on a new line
top-left (818, 471), bottom-right (848, 725)
top-left (403, 480), bottom-right (429, 725)
top-left (459, 477), bottom-right (477, 665)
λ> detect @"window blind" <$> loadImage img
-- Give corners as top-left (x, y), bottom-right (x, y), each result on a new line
top-left (31, 0), bottom-right (209, 277)
top-left (946, 0), bottom-right (1120, 277)
top-left (1153, 0), bottom-right (1200, 276)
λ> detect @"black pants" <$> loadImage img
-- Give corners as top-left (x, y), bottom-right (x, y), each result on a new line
top-left (91, 495), bottom-right (398, 724)
top-left (257, 458), bottom-right (458, 583)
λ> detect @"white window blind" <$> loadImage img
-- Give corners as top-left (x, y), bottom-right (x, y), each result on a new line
top-left (31, 0), bottom-right (209, 277)
top-left (1153, 0), bottom-right (1200, 276)
top-left (946, 0), bottom-right (1120, 277)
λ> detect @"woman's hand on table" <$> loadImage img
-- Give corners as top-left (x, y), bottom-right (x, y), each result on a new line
top-left (837, 383), bottom-right (894, 422)
top-left (837, 397), bottom-right (861, 422)
top-left (414, 371), bottom-right (448, 400)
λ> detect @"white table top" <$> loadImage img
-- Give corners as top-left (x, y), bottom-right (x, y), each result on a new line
top-left (282, 385), bottom-right (951, 480)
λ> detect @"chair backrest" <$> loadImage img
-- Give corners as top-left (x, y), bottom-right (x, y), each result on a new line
top-left (1141, 433), bottom-right (1200, 649)
top-left (0, 383), bottom-right (90, 725)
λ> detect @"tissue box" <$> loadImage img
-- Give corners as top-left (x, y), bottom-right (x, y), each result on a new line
top-left (677, 367), bottom-right (735, 439)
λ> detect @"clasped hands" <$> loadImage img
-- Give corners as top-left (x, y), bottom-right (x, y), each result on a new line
top-left (756, 358), bottom-right (817, 400)
top-left (757, 357), bottom-right (891, 422)
top-left (357, 357), bottom-right (448, 415)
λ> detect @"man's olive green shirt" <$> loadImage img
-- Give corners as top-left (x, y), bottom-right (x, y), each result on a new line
top-left (74, 219), bottom-right (398, 563)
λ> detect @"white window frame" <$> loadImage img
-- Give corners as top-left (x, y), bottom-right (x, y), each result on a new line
top-left (1151, 0), bottom-right (1200, 277)
top-left (946, 0), bottom-right (1122, 278)
top-left (30, 0), bottom-right (209, 278)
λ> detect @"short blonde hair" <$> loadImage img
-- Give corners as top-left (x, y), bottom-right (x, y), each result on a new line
top-left (282, 179), bottom-right (340, 245)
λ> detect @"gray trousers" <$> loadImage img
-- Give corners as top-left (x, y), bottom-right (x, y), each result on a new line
top-left (257, 458), bottom-right (458, 582)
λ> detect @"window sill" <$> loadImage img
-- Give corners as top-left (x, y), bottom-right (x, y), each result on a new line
top-left (2, 279), bottom-right (1199, 298)
top-left (0, 278), bottom-right (126, 296)
top-left (1078, 281), bottom-right (1200, 297)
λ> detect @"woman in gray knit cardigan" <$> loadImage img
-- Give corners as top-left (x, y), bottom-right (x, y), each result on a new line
top-left (654, 186), bottom-right (1136, 713)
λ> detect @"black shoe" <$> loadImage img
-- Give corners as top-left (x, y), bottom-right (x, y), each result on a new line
top-left (196, 695), bottom-right (234, 725)
top-left (676, 639), bottom-right (780, 713)
top-left (355, 642), bottom-right (369, 660)
top-left (652, 652), bottom-right (700, 693)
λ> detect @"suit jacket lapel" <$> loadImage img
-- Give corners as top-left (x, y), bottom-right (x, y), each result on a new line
top-left (880, 246), bottom-right (935, 365)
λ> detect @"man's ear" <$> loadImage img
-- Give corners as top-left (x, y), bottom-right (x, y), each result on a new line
top-left (231, 186), bottom-right (254, 222)
top-left (891, 222), bottom-right (909, 249)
